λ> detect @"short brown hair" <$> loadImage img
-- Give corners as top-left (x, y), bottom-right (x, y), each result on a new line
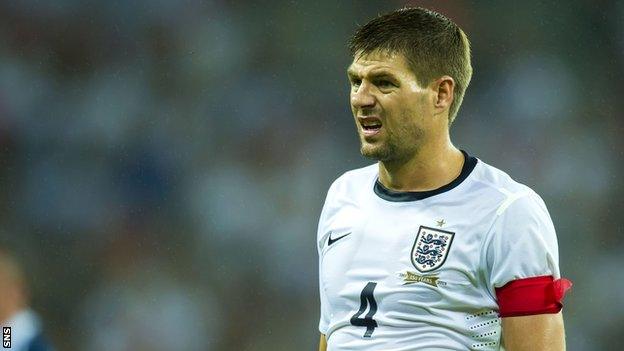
top-left (348, 7), bottom-right (472, 125)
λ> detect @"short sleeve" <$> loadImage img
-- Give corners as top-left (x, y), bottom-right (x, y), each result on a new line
top-left (485, 191), bottom-right (560, 289)
top-left (317, 180), bottom-right (339, 334)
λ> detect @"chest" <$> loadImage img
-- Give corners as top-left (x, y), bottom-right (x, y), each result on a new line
top-left (319, 200), bottom-right (496, 307)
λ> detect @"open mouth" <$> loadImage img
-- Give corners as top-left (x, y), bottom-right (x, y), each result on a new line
top-left (359, 117), bottom-right (383, 135)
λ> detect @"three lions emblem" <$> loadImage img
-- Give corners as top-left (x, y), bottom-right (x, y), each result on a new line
top-left (411, 226), bottom-right (455, 272)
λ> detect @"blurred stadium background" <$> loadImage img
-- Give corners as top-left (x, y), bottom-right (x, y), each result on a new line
top-left (0, 1), bottom-right (622, 350)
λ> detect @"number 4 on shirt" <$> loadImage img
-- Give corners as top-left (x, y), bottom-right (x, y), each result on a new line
top-left (350, 282), bottom-right (378, 337)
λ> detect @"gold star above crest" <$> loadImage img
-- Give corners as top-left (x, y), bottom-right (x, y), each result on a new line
top-left (436, 219), bottom-right (446, 227)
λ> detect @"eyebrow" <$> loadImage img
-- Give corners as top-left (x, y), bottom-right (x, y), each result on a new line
top-left (346, 67), bottom-right (359, 78)
top-left (347, 68), bottom-right (398, 81)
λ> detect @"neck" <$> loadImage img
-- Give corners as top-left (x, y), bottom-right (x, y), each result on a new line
top-left (378, 137), bottom-right (464, 192)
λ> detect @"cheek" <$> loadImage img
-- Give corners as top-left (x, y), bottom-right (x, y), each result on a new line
top-left (397, 95), bottom-right (428, 123)
top-left (389, 101), bottom-right (416, 125)
top-left (349, 96), bottom-right (358, 113)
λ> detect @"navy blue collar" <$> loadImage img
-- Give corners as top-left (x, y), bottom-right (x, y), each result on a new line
top-left (374, 150), bottom-right (478, 202)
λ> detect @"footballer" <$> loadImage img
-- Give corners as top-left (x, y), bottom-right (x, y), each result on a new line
top-left (317, 7), bottom-right (571, 351)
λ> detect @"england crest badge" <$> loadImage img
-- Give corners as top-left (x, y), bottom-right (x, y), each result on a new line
top-left (410, 226), bottom-right (455, 273)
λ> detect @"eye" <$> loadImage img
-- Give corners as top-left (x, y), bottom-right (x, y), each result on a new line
top-left (350, 78), bottom-right (362, 88)
top-left (375, 80), bottom-right (395, 88)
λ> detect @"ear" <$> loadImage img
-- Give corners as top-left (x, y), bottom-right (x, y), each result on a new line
top-left (432, 76), bottom-right (454, 116)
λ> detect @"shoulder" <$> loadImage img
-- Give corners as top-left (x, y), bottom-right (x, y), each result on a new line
top-left (470, 158), bottom-right (533, 196)
top-left (472, 158), bottom-right (556, 256)
top-left (317, 164), bottom-right (377, 246)
top-left (469, 157), bottom-right (547, 215)
top-left (325, 163), bottom-right (378, 198)
top-left (318, 163), bottom-right (376, 222)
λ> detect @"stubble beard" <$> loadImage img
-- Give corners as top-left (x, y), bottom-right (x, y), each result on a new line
top-left (360, 138), bottom-right (398, 162)
top-left (359, 125), bottom-right (424, 163)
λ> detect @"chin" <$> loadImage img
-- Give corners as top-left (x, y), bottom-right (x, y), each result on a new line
top-left (360, 144), bottom-right (391, 161)
top-left (361, 139), bottom-right (412, 162)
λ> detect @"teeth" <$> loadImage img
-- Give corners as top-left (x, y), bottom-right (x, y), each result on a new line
top-left (362, 122), bottom-right (381, 127)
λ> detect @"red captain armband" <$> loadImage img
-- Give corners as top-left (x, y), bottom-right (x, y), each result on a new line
top-left (495, 275), bottom-right (572, 317)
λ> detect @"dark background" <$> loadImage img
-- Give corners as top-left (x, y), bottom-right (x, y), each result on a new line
top-left (0, 1), bottom-right (622, 350)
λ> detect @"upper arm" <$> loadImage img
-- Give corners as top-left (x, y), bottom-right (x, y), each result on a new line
top-left (487, 191), bottom-right (571, 350)
top-left (318, 180), bottom-right (341, 340)
top-left (485, 191), bottom-right (561, 292)
top-left (485, 191), bottom-right (571, 317)
top-left (502, 312), bottom-right (565, 351)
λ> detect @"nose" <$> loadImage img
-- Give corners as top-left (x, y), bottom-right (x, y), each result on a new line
top-left (350, 83), bottom-right (376, 110)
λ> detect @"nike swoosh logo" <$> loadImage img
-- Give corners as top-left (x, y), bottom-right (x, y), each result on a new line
top-left (328, 232), bottom-right (352, 246)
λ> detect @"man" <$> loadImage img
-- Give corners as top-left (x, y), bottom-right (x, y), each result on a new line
top-left (0, 249), bottom-right (54, 351)
top-left (317, 7), bottom-right (571, 351)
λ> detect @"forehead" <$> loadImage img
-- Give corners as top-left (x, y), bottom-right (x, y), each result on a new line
top-left (347, 50), bottom-right (412, 77)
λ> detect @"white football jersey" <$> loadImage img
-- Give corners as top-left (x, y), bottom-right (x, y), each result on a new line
top-left (317, 151), bottom-right (561, 350)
